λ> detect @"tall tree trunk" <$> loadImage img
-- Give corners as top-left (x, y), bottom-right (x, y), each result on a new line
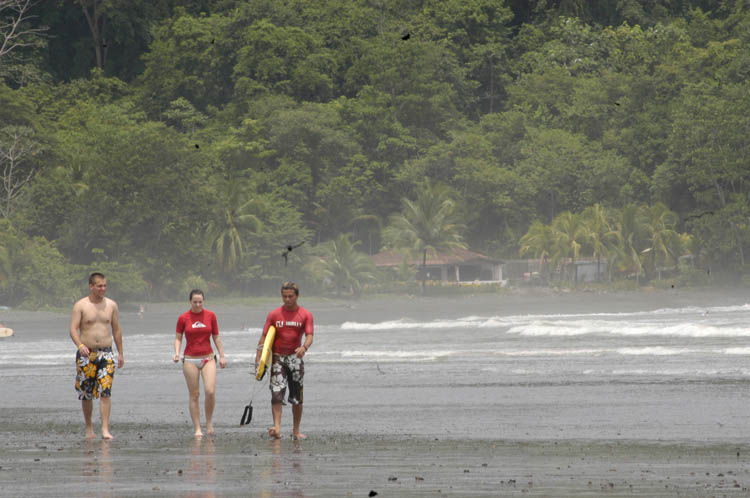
top-left (79, 0), bottom-right (108, 69)
top-left (739, 241), bottom-right (745, 267)
top-left (596, 254), bottom-right (601, 282)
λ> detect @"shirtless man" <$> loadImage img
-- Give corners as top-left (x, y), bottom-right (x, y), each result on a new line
top-left (70, 272), bottom-right (124, 439)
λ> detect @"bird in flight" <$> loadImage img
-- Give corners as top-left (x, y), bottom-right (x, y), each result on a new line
top-left (282, 241), bottom-right (305, 266)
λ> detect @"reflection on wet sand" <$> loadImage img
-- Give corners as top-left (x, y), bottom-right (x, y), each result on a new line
top-left (81, 439), bottom-right (113, 498)
top-left (258, 438), bottom-right (305, 498)
top-left (185, 436), bottom-right (217, 498)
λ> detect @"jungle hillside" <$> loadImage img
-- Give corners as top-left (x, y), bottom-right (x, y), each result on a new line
top-left (1, 0), bottom-right (749, 307)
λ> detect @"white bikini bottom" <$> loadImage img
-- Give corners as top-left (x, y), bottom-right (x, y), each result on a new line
top-left (182, 355), bottom-right (216, 369)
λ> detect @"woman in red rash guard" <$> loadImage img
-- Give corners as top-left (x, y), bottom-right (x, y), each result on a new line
top-left (173, 289), bottom-right (227, 437)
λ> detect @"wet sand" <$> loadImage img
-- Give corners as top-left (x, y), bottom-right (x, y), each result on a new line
top-left (3, 411), bottom-right (750, 497)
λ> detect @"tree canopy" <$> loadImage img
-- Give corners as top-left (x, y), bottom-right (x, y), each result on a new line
top-left (1, 0), bottom-right (749, 305)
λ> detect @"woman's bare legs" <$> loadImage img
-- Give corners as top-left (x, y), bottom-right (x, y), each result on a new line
top-left (183, 361), bottom-right (203, 437)
top-left (201, 359), bottom-right (217, 435)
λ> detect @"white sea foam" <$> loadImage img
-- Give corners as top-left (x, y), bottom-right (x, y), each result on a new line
top-left (722, 347), bottom-right (750, 355)
top-left (312, 346), bottom-right (730, 362)
top-left (604, 368), bottom-right (750, 377)
top-left (221, 328), bottom-right (261, 336)
top-left (340, 319), bottom-right (479, 330)
top-left (340, 350), bottom-right (453, 359)
top-left (494, 348), bottom-right (605, 356)
top-left (615, 347), bottom-right (695, 356)
top-left (339, 303), bottom-right (750, 332)
top-left (652, 303), bottom-right (750, 314)
top-left (507, 320), bottom-right (750, 338)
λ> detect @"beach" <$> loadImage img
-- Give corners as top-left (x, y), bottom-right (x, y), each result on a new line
top-left (2, 290), bottom-right (750, 496)
top-left (4, 424), bottom-right (750, 497)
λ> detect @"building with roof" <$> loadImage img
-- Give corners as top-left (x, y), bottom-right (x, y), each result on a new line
top-left (372, 248), bottom-right (504, 284)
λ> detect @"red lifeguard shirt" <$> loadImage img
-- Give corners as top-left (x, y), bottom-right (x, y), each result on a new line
top-left (262, 305), bottom-right (314, 355)
top-left (176, 309), bottom-right (219, 356)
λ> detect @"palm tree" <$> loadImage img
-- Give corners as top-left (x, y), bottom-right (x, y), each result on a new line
top-left (347, 211), bottom-right (383, 255)
top-left (383, 182), bottom-right (466, 293)
top-left (305, 233), bottom-right (376, 296)
top-left (550, 211), bottom-right (587, 283)
top-left (519, 220), bottom-right (554, 280)
top-left (393, 256), bottom-right (417, 283)
top-left (206, 185), bottom-right (263, 274)
top-left (611, 204), bottom-right (646, 283)
top-left (581, 204), bottom-right (616, 282)
top-left (641, 203), bottom-right (681, 280)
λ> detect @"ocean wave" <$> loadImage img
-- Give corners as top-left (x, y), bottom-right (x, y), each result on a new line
top-left (615, 346), bottom-right (696, 355)
top-left (339, 349), bottom-right (453, 358)
top-left (651, 303), bottom-right (750, 314)
top-left (340, 303), bottom-right (750, 332)
top-left (507, 321), bottom-right (750, 337)
top-left (722, 347), bottom-right (750, 355)
top-left (310, 346), bottom-right (723, 362)
top-left (1, 345), bottom-right (748, 368)
top-left (340, 319), bottom-right (480, 330)
top-left (495, 348), bottom-right (604, 356)
top-left (603, 368), bottom-right (750, 377)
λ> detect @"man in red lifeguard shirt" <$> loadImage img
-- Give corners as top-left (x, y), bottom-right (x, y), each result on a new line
top-left (255, 281), bottom-right (314, 439)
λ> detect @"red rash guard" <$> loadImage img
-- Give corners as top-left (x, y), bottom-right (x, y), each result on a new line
top-left (262, 306), bottom-right (314, 355)
top-left (176, 309), bottom-right (219, 356)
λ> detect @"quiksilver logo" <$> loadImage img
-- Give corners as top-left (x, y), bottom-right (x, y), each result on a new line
top-left (192, 321), bottom-right (207, 328)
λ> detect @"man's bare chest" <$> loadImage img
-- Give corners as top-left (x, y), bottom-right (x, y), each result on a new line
top-left (82, 302), bottom-right (111, 327)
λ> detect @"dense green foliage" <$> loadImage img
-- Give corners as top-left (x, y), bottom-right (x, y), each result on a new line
top-left (1, 0), bottom-right (749, 306)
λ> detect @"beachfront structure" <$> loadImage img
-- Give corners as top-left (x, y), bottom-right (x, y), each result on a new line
top-left (573, 259), bottom-right (609, 282)
top-left (504, 258), bottom-right (609, 283)
top-left (372, 248), bottom-right (504, 284)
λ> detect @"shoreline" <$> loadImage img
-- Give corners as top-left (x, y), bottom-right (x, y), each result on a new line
top-left (1, 284), bottom-right (748, 315)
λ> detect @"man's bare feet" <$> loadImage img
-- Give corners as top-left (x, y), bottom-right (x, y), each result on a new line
top-left (292, 432), bottom-right (307, 440)
top-left (85, 430), bottom-right (96, 440)
top-left (268, 427), bottom-right (282, 439)
top-left (206, 424), bottom-right (215, 436)
top-left (194, 429), bottom-right (204, 438)
top-left (101, 431), bottom-right (114, 440)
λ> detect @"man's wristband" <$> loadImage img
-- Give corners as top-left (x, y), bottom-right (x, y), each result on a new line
top-left (78, 343), bottom-right (85, 350)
